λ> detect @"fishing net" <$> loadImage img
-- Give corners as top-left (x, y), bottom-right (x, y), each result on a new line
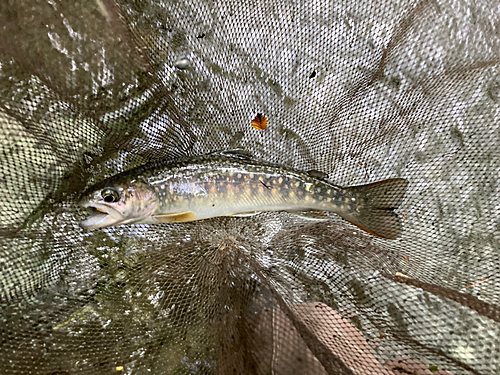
top-left (0, 0), bottom-right (499, 374)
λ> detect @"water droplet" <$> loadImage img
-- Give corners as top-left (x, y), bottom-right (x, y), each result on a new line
top-left (174, 56), bottom-right (190, 70)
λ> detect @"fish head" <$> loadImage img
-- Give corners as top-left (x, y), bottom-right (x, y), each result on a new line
top-left (79, 177), bottom-right (158, 230)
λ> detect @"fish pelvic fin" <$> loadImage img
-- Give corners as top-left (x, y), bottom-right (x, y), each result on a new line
top-left (341, 178), bottom-right (409, 239)
top-left (152, 211), bottom-right (197, 223)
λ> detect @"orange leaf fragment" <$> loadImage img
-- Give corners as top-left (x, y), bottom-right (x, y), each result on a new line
top-left (252, 113), bottom-right (268, 130)
top-left (404, 257), bottom-right (409, 261)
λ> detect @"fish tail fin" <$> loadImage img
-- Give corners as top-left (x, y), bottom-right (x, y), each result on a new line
top-left (340, 178), bottom-right (409, 239)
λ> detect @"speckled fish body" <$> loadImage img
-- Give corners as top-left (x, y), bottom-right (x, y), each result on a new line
top-left (79, 152), bottom-right (408, 239)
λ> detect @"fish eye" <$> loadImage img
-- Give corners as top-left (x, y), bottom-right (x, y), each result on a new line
top-left (101, 188), bottom-right (120, 203)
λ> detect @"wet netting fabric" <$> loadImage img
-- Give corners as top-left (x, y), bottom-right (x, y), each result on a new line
top-left (1, 0), bottom-right (499, 374)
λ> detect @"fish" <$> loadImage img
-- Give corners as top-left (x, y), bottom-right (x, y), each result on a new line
top-left (79, 151), bottom-right (409, 239)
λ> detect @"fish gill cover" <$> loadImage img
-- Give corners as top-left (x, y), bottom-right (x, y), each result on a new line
top-left (0, 0), bottom-right (499, 374)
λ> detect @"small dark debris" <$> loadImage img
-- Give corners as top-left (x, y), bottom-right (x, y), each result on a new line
top-left (259, 180), bottom-right (271, 190)
top-left (306, 170), bottom-right (328, 179)
top-left (197, 33), bottom-right (205, 39)
top-left (309, 71), bottom-right (316, 79)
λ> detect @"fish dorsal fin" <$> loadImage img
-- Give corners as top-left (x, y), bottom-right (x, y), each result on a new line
top-left (152, 212), bottom-right (197, 223)
top-left (306, 170), bottom-right (329, 179)
top-left (209, 149), bottom-right (254, 160)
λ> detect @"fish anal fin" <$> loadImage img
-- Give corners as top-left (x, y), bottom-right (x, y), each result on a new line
top-left (153, 212), bottom-right (197, 223)
top-left (228, 211), bottom-right (261, 217)
top-left (286, 210), bottom-right (330, 221)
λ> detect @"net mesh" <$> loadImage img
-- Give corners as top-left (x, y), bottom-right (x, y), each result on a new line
top-left (1, 0), bottom-right (499, 374)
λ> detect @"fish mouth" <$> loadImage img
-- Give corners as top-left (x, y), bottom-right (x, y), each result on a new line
top-left (79, 202), bottom-right (125, 230)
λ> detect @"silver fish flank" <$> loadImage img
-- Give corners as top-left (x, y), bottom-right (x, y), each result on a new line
top-left (79, 152), bottom-right (408, 239)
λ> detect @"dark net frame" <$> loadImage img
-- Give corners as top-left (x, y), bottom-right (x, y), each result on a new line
top-left (0, 0), bottom-right (499, 374)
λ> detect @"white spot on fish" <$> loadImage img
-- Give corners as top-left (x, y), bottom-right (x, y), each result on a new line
top-left (305, 183), bottom-right (313, 192)
top-left (237, 174), bottom-right (242, 179)
top-left (351, 197), bottom-right (356, 202)
top-left (278, 177), bottom-right (283, 184)
top-left (161, 185), bottom-right (165, 190)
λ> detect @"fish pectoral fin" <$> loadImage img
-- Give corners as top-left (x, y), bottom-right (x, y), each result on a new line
top-left (152, 212), bottom-right (197, 223)
top-left (228, 211), bottom-right (262, 217)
